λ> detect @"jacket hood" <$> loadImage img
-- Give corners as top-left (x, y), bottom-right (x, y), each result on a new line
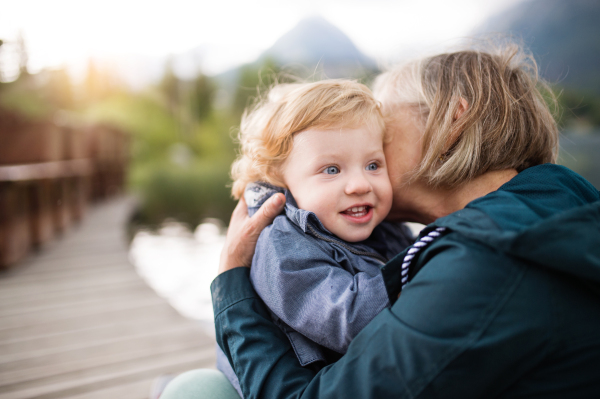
top-left (433, 164), bottom-right (600, 284)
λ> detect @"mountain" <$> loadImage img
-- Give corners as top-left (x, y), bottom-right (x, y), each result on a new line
top-left (259, 16), bottom-right (377, 78)
top-left (215, 17), bottom-right (378, 90)
top-left (477, 0), bottom-right (600, 95)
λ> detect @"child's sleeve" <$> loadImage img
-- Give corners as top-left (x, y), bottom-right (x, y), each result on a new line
top-left (250, 220), bottom-right (390, 355)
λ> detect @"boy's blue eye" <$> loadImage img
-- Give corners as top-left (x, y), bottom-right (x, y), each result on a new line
top-left (324, 166), bottom-right (340, 175)
top-left (366, 163), bottom-right (378, 171)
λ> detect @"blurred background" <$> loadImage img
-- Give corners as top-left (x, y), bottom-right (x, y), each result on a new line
top-left (1, 0), bottom-right (599, 397)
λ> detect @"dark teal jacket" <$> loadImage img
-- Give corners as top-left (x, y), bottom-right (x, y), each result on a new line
top-left (211, 164), bottom-right (600, 398)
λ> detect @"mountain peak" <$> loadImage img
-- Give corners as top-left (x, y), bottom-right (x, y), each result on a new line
top-left (260, 16), bottom-right (376, 76)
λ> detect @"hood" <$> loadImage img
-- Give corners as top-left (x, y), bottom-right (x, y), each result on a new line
top-left (433, 164), bottom-right (600, 284)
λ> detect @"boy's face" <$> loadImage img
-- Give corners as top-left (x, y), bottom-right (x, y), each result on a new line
top-left (281, 124), bottom-right (392, 242)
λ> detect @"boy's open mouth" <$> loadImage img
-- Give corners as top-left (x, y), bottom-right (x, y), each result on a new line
top-left (341, 205), bottom-right (371, 218)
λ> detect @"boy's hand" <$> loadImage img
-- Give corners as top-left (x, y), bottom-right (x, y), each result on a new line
top-left (218, 193), bottom-right (285, 274)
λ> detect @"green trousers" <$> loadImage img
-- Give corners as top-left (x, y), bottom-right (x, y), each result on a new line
top-left (160, 369), bottom-right (241, 399)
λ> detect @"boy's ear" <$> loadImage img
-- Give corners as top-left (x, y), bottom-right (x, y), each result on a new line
top-left (444, 97), bottom-right (469, 153)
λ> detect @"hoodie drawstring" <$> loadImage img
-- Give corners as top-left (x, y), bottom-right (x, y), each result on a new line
top-left (401, 227), bottom-right (448, 288)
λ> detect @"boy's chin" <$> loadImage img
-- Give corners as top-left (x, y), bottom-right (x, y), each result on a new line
top-left (334, 228), bottom-right (374, 243)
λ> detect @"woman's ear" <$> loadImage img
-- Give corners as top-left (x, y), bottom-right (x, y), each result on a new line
top-left (454, 97), bottom-right (469, 121)
top-left (443, 97), bottom-right (469, 154)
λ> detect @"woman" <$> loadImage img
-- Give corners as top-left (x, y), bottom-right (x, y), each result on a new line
top-left (162, 44), bottom-right (600, 398)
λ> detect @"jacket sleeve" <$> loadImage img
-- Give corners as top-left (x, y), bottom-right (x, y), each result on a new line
top-left (250, 222), bottom-right (390, 354)
top-left (212, 235), bottom-right (554, 399)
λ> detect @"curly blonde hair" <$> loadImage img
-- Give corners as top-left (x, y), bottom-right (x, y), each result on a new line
top-left (231, 80), bottom-right (385, 199)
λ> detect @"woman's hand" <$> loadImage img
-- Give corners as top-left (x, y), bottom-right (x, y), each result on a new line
top-left (218, 193), bottom-right (285, 274)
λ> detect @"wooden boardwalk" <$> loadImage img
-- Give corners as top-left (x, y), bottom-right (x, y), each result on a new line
top-left (0, 198), bottom-right (217, 399)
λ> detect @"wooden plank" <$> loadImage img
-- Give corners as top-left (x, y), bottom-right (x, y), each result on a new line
top-left (0, 272), bottom-right (142, 302)
top-left (0, 280), bottom-right (144, 310)
top-left (0, 283), bottom-right (152, 314)
top-left (64, 378), bottom-right (154, 399)
top-left (0, 329), bottom-right (213, 380)
top-left (0, 318), bottom-right (200, 361)
top-left (0, 326), bottom-right (210, 383)
top-left (0, 302), bottom-right (182, 342)
top-left (0, 296), bottom-right (168, 331)
top-left (16, 247), bottom-right (130, 269)
top-left (0, 261), bottom-right (136, 288)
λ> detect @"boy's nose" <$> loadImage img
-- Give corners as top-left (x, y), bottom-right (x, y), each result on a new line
top-left (344, 173), bottom-right (373, 196)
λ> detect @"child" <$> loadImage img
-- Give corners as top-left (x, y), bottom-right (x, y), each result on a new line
top-left (217, 80), bottom-right (413, 397)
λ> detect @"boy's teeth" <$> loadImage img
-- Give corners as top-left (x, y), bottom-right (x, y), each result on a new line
top-left (346, 206), bottom-right (367, 214)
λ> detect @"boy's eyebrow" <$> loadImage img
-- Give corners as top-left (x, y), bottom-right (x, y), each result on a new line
top-left (310, 149), bottom-right (386, 164)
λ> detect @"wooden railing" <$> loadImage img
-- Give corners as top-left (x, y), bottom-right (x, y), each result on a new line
top-left (0, 108), bottom-right (129, 267)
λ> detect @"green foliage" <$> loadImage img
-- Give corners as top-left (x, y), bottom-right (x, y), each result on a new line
top-left (190, 73), bottom-right (216, 121)
top-left (158, 58), bottom-right (180, 117)
top-left (85, 91), bottom-right (180, 164)
top-left (129, 160), bottom-right (236, 227)
top-left (0, 68), bottom-right (75, 119)
top-left (555, 87), bottom-right (600, 129)
top-left (0, 81), bottom-right (50, 119)
top-left (84, 67), bottom-right (238, 228)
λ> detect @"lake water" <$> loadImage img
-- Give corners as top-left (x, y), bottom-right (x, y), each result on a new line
top-left (129, 220), bottom-right (225, 336)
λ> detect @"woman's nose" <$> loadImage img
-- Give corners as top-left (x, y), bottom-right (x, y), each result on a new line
top-left (344, 173), bottom-right (373, 195)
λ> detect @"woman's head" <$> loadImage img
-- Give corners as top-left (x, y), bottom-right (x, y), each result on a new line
top-left (231, 79), bottom-right (385, 199)
top-left (374, 43), bottom-right (559, 189)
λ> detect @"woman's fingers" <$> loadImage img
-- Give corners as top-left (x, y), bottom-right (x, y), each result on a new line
top-left (218, 193), bottom-right (285, 274)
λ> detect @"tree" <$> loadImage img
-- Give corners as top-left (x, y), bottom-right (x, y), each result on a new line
top-left (190, 73), bottom-right (215, 122)
top-left (159, 57), bottom-right (181, 118)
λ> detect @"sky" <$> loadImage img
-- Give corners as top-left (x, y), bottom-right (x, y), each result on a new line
top-left (0, 0), bottom-right (525, 84)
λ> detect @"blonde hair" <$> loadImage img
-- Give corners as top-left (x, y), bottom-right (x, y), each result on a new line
top-left (374, 43), bottom-right (559, 187)
top-left (231, 80), bottom-right (385, 198)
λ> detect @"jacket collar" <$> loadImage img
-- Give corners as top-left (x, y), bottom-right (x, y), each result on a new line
top-left (284, 190), bottom-right (333, 236)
